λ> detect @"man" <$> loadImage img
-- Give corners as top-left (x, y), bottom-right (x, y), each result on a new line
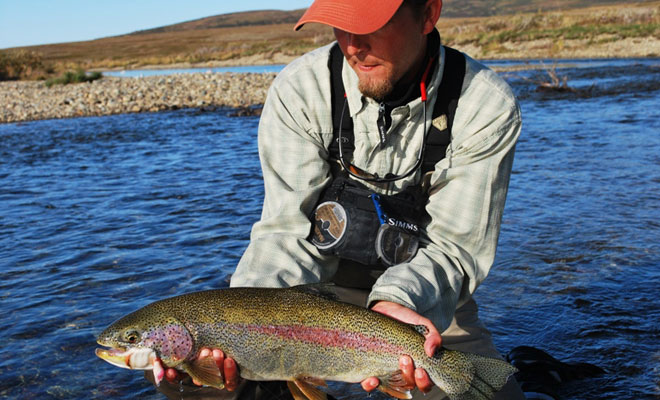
top-left (159, 0), bottom-right (523, 398)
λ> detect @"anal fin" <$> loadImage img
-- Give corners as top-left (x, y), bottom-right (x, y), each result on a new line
top-left (287, 381), bottom-right (308, 400)
top-left (182, 355), bottom-right (224, 389)
top-left (377, 370), bottom-right (413, 399)
top-left (300, 376), bottom-right (328, 387)
top-left (287, 378), bottom-right (328, 400)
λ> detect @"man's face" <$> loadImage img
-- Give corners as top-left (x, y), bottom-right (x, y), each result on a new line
top-left (334, 3), bottom-right (428, 101)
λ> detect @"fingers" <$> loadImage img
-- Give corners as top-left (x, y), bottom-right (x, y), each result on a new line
top-left (198, 347), bottom-right (213, 360)
top-left (152, 358), bottom-right (165, 386)
top-left (158, 356), bottom-right (179, 385)
top-left (368, 301), bottom-right (441, 394)
top-left (414, 367), bottom-right (433, 393)
top-left (161, 348), bottom-right (239, 389)
top-left (192, 348), bottom-right (220, 386)
top-left (189, 348), bottom-right (205, 385)
top-left (203, 348), bottom-right (239, 391)
top-left (399, 355), bottom-right (433, 394)
top-left (360, 376), bottom-right (380, 392)
top-left (211, 349), bottom-right (225, 368)
top-left (416, 328), bottom-right (440, 393)
top-left (165, 367), bottom-right (179, 384)
top-left (224, 357), bottom-right (239, 391)
top-left (399, 355), bottom-right (416, 389)
top-left (424, 330), bottom-right (442, 357)
top-left (362, 367), bottom-right (431, 395)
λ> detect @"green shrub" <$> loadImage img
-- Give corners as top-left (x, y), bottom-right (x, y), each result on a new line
top-left (45, 69), bottom-right (103, 87)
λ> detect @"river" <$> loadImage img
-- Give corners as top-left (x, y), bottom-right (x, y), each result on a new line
top-left (1, 58), bottom-right (659, 399)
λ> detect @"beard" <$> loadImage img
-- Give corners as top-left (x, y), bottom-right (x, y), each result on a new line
top-left (357, 75), bottom-right (395, 102)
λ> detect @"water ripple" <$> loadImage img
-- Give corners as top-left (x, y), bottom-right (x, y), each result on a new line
top-left (1, 61), bottom-right (659, 399)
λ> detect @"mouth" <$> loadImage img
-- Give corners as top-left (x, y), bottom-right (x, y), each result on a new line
top-left (357, 63), bottom-right (378, 72)
top-left (95, 346), bottom-right (156, 370)
top-left (348, 55), bottom-right (381, 73)
top-left (355, 61), bottom-right (383, 74)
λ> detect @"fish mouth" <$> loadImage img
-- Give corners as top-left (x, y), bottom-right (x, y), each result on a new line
top-left (95, 346), bottom-right (156, 370)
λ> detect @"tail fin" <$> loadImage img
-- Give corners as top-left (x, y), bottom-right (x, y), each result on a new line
top-left (426, 350), bottom-right (518, 400)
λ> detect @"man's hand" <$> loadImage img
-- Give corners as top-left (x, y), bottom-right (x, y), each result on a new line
top-left (158, 348), bottom-right (240, 391)
top-left (360, 301), bottom-right (442, 394)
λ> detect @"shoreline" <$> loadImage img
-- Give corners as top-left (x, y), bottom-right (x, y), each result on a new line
top-left (97, 34), bottom-right (660, 73)
top-left (2, 52), bottom-right (658, 124)
top-left (1, 72), bottom-right (276, 124)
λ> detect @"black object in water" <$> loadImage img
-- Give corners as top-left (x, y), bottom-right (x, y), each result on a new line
top-left (506, 346), bottom-right (606, 400)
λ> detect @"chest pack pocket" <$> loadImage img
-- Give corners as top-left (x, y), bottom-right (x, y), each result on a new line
top-left (310, 42), bottom-right (466, 268)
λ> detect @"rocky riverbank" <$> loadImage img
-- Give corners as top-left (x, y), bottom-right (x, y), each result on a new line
top-left (0, 72), bottom-right (276, 123)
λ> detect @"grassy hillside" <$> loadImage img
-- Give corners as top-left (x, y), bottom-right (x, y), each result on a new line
top-left (440, 0), bottom-right (646, 17)
top-left (439, 1), bottom-right (659, 58)
top-left (1, 0), bottom-right (658, 80)
top-left (133, 10), bottom-right (305, 34)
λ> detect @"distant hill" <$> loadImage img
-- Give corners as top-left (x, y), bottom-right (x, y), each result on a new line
top-left (126, 0), bottom-right (641, 35)
top-left (132, 10), bottom-right (305, 35)
top-left (2, 0), bottom-right (657, 79)
top-left (441, 0), bottom-right (636, 17)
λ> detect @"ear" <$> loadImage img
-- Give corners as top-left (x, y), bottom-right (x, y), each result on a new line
top-left (423, 0), bottom-right (443, 35)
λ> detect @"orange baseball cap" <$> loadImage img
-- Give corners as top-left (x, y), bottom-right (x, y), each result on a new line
top-left (294, 0), bottom-right (405, 35)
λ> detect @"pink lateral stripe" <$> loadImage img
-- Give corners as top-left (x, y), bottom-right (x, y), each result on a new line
top-left (245, 324), bottom-right (403, 354)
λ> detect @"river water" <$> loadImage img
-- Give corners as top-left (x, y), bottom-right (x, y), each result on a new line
top-left (1, 58), bottom-right (659, 399)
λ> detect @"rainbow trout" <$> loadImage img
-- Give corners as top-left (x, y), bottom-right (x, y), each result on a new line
top-left (96, 286), bottom-right (516, 400)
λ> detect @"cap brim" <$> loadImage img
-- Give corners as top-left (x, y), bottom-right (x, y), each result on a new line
top-left (294, 0), bottom-right (404, 35)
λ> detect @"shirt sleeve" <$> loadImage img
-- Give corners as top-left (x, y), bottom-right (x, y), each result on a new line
top-left (230, 57), bottom-right (339, 288)
top-left (367, 64), bottom-right (522, 332)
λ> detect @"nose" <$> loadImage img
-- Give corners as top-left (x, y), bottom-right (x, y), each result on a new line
top-left (335, 29), bottom-right (370, 57)
top-left (346, 33), bottom-right (370, 56)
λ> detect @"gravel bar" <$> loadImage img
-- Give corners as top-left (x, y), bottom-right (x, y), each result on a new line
top-left (0, 72), bottom-right (277, 123)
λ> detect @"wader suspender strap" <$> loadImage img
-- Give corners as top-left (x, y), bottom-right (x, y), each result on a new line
top-left (329, 43), bottom-right (355, 160)
top-left (327, 43), bottom-right (466, 175)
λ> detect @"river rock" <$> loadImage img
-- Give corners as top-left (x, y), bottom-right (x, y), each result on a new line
top-left (0, 72), bottom-right (277, 123)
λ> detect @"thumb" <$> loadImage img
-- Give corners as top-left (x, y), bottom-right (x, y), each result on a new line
top-left (424, 329), bottom-right (442, 357)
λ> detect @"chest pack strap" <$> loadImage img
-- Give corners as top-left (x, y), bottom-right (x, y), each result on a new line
top-left (327, 43), bottom-right (466, 176)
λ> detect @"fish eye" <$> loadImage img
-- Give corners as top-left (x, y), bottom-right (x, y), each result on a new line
top-left (123, 329), bottom-right (141, 344)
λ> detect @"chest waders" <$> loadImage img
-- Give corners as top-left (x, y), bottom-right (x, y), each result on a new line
top-left (309, 39), bottom-right (466, 282)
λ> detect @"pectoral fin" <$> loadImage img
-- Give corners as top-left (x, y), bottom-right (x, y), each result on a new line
top-left (377, 370), bottom-right (413, 399)
top-left (286, 379), bottom-right (328, 400)
top-left (182, 355), bottom-right (224, 389)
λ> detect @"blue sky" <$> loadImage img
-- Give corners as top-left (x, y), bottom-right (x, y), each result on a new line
top-left (0, 0), bottom-right (313, 49)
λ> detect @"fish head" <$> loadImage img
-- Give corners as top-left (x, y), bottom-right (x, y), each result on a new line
top-left (96, 305), bottom-right (194, 370)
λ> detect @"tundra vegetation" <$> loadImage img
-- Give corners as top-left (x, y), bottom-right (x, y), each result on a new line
top-left (0, 1), bottom-right (658, 82)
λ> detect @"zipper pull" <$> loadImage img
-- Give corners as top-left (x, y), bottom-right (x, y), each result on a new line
top-left (377, 103), bottom-right (387, 147)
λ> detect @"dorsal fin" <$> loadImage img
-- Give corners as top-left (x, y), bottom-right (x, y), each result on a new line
top-left (410, 324), bottom-right (429, 336)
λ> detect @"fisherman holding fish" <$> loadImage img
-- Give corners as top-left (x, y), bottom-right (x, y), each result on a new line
top-left (158, 0), bottom-right (523, 398)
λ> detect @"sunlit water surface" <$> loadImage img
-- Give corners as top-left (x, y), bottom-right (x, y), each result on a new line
top-left (1, 58), bottom-right (659, 399)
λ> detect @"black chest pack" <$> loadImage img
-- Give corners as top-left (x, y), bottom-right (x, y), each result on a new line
top-left (309, 42), bottom-right (466, 268)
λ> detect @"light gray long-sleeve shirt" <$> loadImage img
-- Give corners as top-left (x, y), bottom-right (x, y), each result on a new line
top-left (230, 41), bottom-right (522, 332)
